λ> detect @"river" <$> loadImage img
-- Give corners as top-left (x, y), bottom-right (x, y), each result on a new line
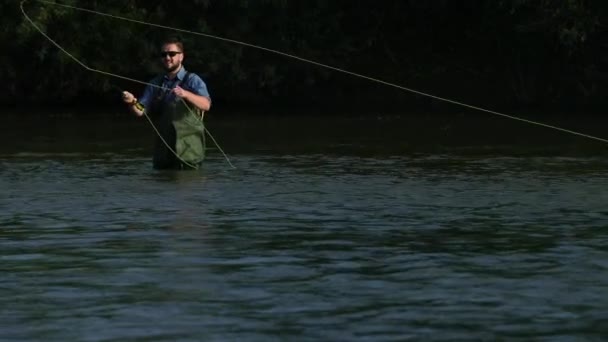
top-left (1, 112), bottom-right (607, 340)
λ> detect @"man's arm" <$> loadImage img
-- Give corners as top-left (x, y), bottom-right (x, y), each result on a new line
top-left (173, 86), bottom-right (211, 111)
top-left (122, 80), bottom-right (157, 117)
top-left (122, 91), bottom-right (145, 116)
top-left (174, 74), bottom-right (211, 112)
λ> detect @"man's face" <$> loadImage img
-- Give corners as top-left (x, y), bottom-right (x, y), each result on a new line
top-left (160, 43), bottom-right (183, 72)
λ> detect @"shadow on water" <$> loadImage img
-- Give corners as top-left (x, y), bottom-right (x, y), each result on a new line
top-left (1, 109), bottom-right (607, 157)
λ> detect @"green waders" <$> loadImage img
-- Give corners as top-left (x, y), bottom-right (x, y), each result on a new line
top-left (152, 99), bottom-right (206, 170)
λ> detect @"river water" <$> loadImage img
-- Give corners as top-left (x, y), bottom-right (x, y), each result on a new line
top-left (1, 113), bottom-right (607, 340)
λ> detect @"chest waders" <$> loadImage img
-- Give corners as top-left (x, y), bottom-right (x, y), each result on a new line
top-left (151, 74), bottom-right (206, 170)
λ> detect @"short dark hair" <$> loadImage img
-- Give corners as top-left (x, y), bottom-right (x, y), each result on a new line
top-left (161, 36), bottom-right (184, 53)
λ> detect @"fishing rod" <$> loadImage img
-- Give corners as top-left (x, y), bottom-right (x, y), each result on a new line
top-left (21, 0), bottom-right (608, 145)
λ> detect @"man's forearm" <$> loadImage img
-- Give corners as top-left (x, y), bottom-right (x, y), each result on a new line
top-left (184, 92), bottom-right (211, 112)
top-left (128, 100), bottom-right (145, 117)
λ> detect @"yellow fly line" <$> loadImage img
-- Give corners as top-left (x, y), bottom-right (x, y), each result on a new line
top-left (20, 0), bottom-right (608, 147)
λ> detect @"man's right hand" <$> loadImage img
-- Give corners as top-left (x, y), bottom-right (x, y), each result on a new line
top-left (122, 91), bottom-right (136, 105)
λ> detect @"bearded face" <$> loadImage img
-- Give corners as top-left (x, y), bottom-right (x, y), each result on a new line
top-left (160, 43), bottom-right (183, 73)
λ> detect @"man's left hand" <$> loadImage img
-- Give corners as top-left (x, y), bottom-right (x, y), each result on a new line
top-left (173, 86), bottom-right (189, 99)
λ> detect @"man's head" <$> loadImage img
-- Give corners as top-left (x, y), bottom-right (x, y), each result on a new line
top-left (159, 36), bottom-right (184, 73)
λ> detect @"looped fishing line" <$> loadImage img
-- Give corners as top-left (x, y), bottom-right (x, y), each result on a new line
top-left (20, 0), bottom-right (236, 169)
top-left (21, 0), bottom-right (608, 145)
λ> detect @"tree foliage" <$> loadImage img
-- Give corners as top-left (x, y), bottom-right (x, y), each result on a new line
top-left (4, 0), bottom-right (608, 113)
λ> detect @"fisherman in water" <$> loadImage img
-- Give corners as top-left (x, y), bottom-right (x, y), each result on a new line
top-left (122, 36), bottom-right (211, 170)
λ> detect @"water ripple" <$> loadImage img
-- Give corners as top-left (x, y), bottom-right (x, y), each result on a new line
top-left (2, 154), bottom-right (608, 340)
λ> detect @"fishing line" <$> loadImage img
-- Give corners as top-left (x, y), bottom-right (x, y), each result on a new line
top-left (22, 0), bottom-right (608, 145)
top-left (20, 0), bottom-right (236, 170)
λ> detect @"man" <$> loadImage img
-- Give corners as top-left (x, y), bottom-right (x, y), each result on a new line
top-left (122, 36), bottom-right (211, 170)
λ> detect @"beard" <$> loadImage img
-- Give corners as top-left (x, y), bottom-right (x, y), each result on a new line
top-left (165, 63), bottom-right (181, 73)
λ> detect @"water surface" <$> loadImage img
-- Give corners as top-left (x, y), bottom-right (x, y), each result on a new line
top-left (1, 114), bottom-right (608, 340)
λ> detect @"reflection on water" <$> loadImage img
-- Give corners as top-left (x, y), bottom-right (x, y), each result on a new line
top-left (1, 115), bottom-right (608, 340)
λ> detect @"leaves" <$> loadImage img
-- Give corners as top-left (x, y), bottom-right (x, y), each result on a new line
top-left (3, 0), bottom-right (608, 110)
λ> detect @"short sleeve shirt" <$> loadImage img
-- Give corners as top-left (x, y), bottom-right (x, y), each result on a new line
top-left (139, 66), bottom-right (210, 108)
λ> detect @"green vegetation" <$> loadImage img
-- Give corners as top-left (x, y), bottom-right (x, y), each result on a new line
top-left (5, 0), bottom-right (608, 114)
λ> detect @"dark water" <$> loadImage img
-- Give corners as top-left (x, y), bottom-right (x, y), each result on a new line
top-left (1, 114), bottom-right (608, 341)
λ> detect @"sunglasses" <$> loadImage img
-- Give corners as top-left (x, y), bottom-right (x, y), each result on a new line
top-left (159, 51), bottom-right (182, 58)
